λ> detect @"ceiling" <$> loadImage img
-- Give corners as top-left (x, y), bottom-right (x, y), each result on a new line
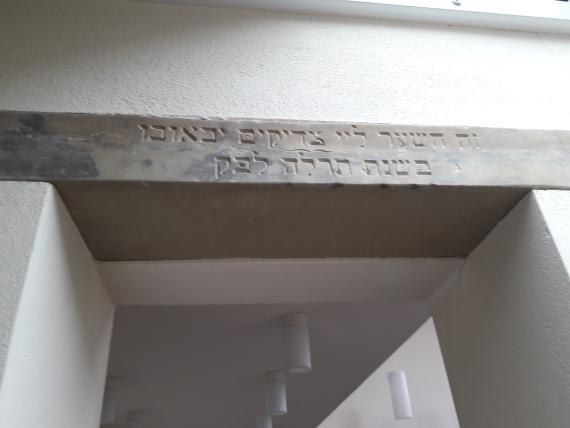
top-left (106, 302), bottom-right (431, 428)
top-left (102, 257), bottom-right (458, 428)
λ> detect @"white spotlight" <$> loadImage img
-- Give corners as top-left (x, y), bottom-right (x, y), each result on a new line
top-left (264, 371), bottom-right (287, 415)
top-left (256, 414), bottom-right (273, 428)
top-left (281, 312), bottom-right (312, 374)
top-left (388, 370), bottom-right (413, 420)
top-left (126, 410), bottom-right (146, 428)
top-left (100, 378), bottom-right (121, 425)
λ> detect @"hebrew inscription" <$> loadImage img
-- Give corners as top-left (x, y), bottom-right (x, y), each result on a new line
top-left (220, 126), bottom-right (481, 151)
top-left (214, 155), bottom-right (269, 179)
top-left (139, 124), bottom-right (225, 144)
top-left (133, 121), bottom-right (485, 182)
top-left (273, 157), bottom-right (431, 177)
top-left (4, 111), bottom-right (568, 188)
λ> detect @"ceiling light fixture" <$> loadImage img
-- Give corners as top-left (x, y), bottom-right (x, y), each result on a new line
top-left (263, 371), bottom-right (287, 416)
top-left (388, 370), bottom-right (413, 420)
top-left (281, 312), bottom-right (312, 374)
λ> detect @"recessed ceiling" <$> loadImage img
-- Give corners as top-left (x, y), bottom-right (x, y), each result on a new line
top-left (106, 302), bottom-right (431, 428)
top-left (102, 257), bottom-right (457, 427)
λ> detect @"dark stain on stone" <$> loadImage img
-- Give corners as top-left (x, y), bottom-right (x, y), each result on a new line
top-left (0, 131), bottom-right (100, 179)
top-left (142, 159), bottom-right (153, 167)
top-left (18, 113), bottom-right (48, 135)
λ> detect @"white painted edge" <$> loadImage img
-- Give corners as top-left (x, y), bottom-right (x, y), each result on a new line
top-left (136, 0), bottom-right (570, 35)
top-left (97, 258), bottom-right (463, 305)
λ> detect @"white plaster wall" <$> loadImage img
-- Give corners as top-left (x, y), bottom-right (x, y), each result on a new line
top-left (0, 182), bottom-right (49, 387)
top-left (317, 318), bottom-right (459, 428)
top-left (0, 185), bottom-right (115, 428)
top-left (1, 0), bottom-right (570, 129)
top-left (432, 190), bottom-right (570, 428)
top-left (533, 191), bottom-right (570, 273)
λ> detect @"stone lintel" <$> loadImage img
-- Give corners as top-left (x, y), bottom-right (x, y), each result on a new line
top-left (2, 111), bottom-right (564, 260)
top-left (1, 111), bottom-right (569, 188)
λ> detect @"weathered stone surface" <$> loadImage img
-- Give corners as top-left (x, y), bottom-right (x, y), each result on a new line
top-left (56, 182), bottom-right (527, 260)
top-left (0, 111), bottom-right (563, 260)
top-left (1, 111), bottom-right (569, 188)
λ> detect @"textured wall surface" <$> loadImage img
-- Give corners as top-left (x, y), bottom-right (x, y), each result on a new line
top-left (432, 191), bottom-right (570, 428)
top-left (1, 0), bottom-right (570, 129)
top-left (534, 191), bottom-right (570, 272)
top-left (0, 185), bottom-right (115, 428)
top-left (317, 318), bottom-right (459, 428)
top-left (0, 182), bottom-right (48, 388)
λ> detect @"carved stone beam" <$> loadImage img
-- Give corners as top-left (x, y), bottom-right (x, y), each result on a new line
top-left (1, 111), bottom-right (569, 188)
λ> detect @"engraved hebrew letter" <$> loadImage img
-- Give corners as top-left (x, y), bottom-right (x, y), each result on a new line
top-left (139, 124), bottom-right (150, 141)
top-left (289, 130), bottom-right (307, 146)
top-left (268, 130), bottom-right (284, 148)
top-left (308, 131), bottom-right (325, 146)
top-left (171, 126), bottom-right (198, 143)
top-left (252, 156), bottom-right (269, 175)
top-left (378, 131), bottom-right (393, 148)
top-left (139, 125), bottom-right (167, 141)
top-left (214, 156), bottom-right (231, 179)
top-left (362, 160), bottom-right (379, 176)
top-left (381, 160), bottom-right (393, 176)
top-left (318, 158), bottom-right (335, 175)
top-left (239, 129), bottom-right (256, 145)
top-left (299, 158), bottom-right (317, 175)
top-left (281, 158), bottom-right (299, 175)
top-left (351, 127), bottom-right (366, 147)
top-left (429, 133), bottom-right (446, 148)
top-left (411, 132), bottom-right (427, 148)
top-left (414, 160), bottom-right (432, 175)
top-left (456, 133), bottom-right (481, 150)
top-left (336, 129), bottom-right (364, 147)
top-left (200, 127), bottom-right (219, 143)
top-left (393, 133), bottom-right (409, 149)
top-left (393, 160), bottom-right (411, 175)
top-left (335, 159), bottom-right (352, 176)
top-left (336, 131), bottom-right (349, 143)
top-left (233, 157), bottom-right (252, 174)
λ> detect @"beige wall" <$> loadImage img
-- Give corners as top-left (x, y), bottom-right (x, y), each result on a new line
top-left (317, 318), bottom-right (459, 428)
top-left (1, 0), bottom-right (570, 129)
top-left (432, 191), bottom-right (570, 428)
top-left (0, 184), bottom-right (115, 428)
top-left (0, 182), bottom-right (48, 387)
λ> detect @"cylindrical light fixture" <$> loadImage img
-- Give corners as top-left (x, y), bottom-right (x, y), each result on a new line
top-left (281, 312), bottom-right (312, 374)
top-left (100, 378), bottom-right (121, 425)
top-left (264, 371), bottom-right (287, 415)
top-left (388, 370), bottom-right (413, 420)
top-left (126, 410), bottom-right (146, 428)
top-left (256, 414), bottom-right (273, 428)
